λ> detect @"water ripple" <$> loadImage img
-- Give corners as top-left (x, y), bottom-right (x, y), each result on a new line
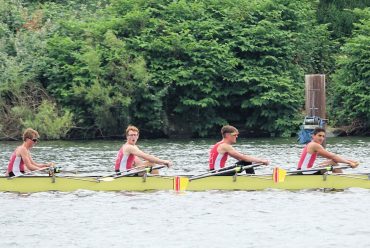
top-left (0, 137), bottom-right (369, 247)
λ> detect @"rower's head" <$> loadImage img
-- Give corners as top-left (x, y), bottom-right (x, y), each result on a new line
top-left (23, 128), bottom-right (39, 147)
top-left (125, 125), bottom-right (139, 144)
top-left (221, 125), bottom-right (239, 144)
top-left (312, 127), bottom-right (326, 144)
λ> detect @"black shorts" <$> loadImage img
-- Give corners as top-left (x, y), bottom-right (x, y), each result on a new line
top-left (212, 161), bottom-right (255, 176)
top-left (8, 171), bottom-right (25, 177)
top-left (235, 161), bottom-right (255, 174)
top-left (297, 170), bottom-right (324, 175)
top-left (115, 170), bottom-right (139, 177)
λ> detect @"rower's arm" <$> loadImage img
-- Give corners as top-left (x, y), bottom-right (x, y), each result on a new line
top-left (315, 145), bottom-right (358, 167)
top-left (19, 149), bottom-right (43, 171)
top-left (130, 146), bottom-right (172, 166)
top-left (133, 156), bottom-right (143, 167)
top-left (132, 157), bottom-right (153, 168)
top-left (28, 152), bottom-right (50, 168)
top-left (134, 159), bottom-right (155, 169)
top-left (223, 145), bottom-right (269, 165)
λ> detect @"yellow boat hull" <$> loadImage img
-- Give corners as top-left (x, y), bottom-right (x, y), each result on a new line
top-left (0, 174), bottom-right (369, 193)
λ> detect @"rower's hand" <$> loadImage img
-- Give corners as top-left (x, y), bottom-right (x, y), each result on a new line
top-left (259, 159), bottom-right (270, 166)
top-left (46, 162), bottom-right (55, 168)
top-left (163, 160), bottom-right (173, 167)
top-left (319, 160), bottom-right (337, 167)
top-left (349, 160), bottom-right (359, 168)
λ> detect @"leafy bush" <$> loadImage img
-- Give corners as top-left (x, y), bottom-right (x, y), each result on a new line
top-left (330, 8), bottom-right (370, 134)
top-left (1, 0), bottom-right (367, 138)
top-left (21, 100), bottom-right (73, 139)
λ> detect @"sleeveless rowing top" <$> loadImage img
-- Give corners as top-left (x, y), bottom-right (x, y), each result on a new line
top-left (297, 144), bottom-right (317, 170)
top-left (115, 147), bottom-right (135, 172)
top-left (209, 141), bottom-right (229, 170)
top-left (7, 151), bottom-right (25, 176)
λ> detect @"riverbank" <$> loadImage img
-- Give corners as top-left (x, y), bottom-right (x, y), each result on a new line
top-left (1, 125), bottom-right (369, 141)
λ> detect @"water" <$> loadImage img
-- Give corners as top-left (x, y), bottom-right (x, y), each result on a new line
top-left (0, 137), bottom-right (369, 247)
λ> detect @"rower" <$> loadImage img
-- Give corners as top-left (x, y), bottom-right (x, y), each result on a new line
top-left (297, 127), bottom-right (358, 174)
top-left (209, 125), bottom-right (269, 175)
top-left (115, 125), bottom-right (172, 175)
top-left (6, 128), bottom-right (53, 177)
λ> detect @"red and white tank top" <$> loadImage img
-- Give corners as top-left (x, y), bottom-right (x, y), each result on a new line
top-left (209, 141), bottom-right (229, 170)
top-left (297, 144), bottom-right (317, 170)
top-left (115, 148), bottom-right (135, 171)
top-left (7, 151), bottom-right (25, 176)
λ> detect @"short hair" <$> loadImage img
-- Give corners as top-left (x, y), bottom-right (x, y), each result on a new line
top-left (125, 125), bottom-right (139, 136)
top-left (221, 125), bottom-right (238, 138)
top-left (23, 128), bottom-right (39, 141)
top-left (313, 127), bottom-right (326, 135)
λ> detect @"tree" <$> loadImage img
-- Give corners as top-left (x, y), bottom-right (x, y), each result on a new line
top-left (330, 8), bottom-right (370, 134)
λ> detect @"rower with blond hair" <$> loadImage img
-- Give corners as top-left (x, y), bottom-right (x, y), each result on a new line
top-left (115, 125), bottom-right (172, 174)
top-left (209, 125), bottom-right (269, 174)
top-left (6, 128), bottom-right (53, 177)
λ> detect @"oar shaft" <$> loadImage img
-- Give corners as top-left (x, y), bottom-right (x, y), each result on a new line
top-left (99, 165), bottom-right (167, 181)
top-left (195, 165), bottom-right (242, 177)
top-left (56, 176), bottom-right (101, 183)
top-left (190, 164), bottom-right (261, 181)
top-left (288, 165), bottom-right (350, 174)
top-left (120, 165), bottom-right (166, 177)
top-left (98, 165), bottom-right (157, 180)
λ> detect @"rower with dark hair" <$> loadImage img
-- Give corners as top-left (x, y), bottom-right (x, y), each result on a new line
top-left (297, 127), bottom-right (358, 174)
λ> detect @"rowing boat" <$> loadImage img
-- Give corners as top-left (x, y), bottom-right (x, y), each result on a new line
top-left (1, 173), bottom-right (370, 193)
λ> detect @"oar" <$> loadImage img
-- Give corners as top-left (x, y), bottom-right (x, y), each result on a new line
top-left (190, 163), bottom-right (262, 181)
top-left (272, 165), bottom-right (352, 183)
top-left (174, 163), bottom-right (262, 191)
top-left (8, 166), bottom-right (52, 179)
top-left (96, 164), bottom-right (154, 181)
top-left (193, 161), bottom-right (260, 178)
top-left (193, 164), bottom-right (247, 178)
top-left (55, 168), bottom-right (78, 174)
top-left (55, 175), bottom-right (102, 183)
top-left (98, 165), bottom-right (166, 182)
top-left (286, 165), bottom-right (351, 175)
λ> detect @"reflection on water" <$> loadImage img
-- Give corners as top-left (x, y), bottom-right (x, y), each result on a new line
top-left (0, 137), bottom-right (369, 248)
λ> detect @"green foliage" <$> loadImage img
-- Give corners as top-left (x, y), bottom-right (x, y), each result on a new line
top-left (44, 28), bottom-right (149, 137)
top-left (1, 0), bottom-right (367, 138)
top-left (0, 0), bottom-right (77, 139)
top-left (317, 0), bottom-right (370, 41)
top-left (21, 100), bottom-right (73, 139)
top-left (120, 0), bottom-right (329, 136)
top-left (330, 8), bottom-right (370, 134)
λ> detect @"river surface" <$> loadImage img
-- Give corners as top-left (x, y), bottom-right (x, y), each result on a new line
top-left (0, 137), bottom-right (369, 247)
